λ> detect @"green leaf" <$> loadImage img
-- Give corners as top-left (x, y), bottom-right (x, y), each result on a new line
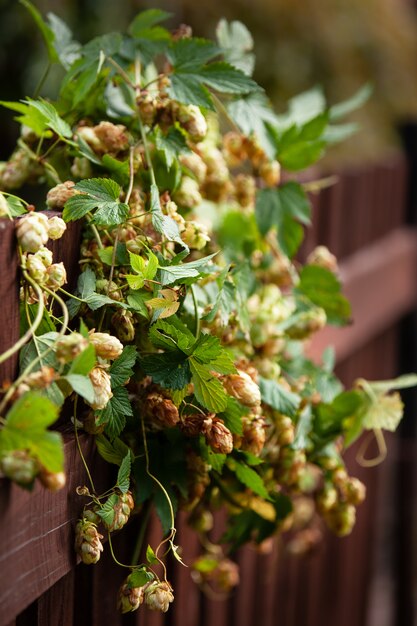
top-left (1, 98), bottom-right (72, 140)
top-left (150, 183), bottom-right (186, 249)
top-left (128, 567), bottom-right (154, 588)
top-left (20, 0), bottom-right (59, 63)
top-left (63, 177), bottom-right (129, 226)
top-left (315, 390), bottom-right (363, 438)
top-left (20, 332), bottom-right (59, 372)
top-left (4, 195), bottom-right (26, 217)
top-left (146, 544), bottom-right (159, 565)
top-left (192, 335), bottom-right (236, 374)
top-left (128, 9), bottom-right (172, 36)
top-left (227, 91), bottom-right (277, 157)
top-left (63, 374), bottom-right (95, 403)
top-left (97, 387), bottom-right (133, 439)
top-left (96, 493), bottom-right (118, 527)
top-left (259, 377), bottom-right (301, 418)
top-left (141, 352), bottom-right (191, 390)
top-left (189, 359), bottom-right (228, 412)
top-left (127, 291), bottom-right (151, 318)
top-left (96, 435), bottom-right (131, 465)
top-left (46, 13), bottom-right (81, 69)
top-left (297, 265), bottom-right (351, 325)
top-left (109, 346), bottom-right (137, 388)
top-left (149, 318), bottom-right (194, 353)
top-left (155, 126), bottom-right (190, 168)
top-left (168, 38), bottom-right (220, 69)
top-left (69, 344), bottom-right (96, 376)
top-left (330, 84), bottom-right (373, 121)
top-left (216, 19), bottom-right (255, 76)
top-left (292, 405), bottom-right (313, 450)
top-left (61, 33), bottom-right (122, 106)
top-left (255, 183), bottom-right (310, 257)
top-left (229, 459), bottom-right (271, 500)
top-left (158, 252), bottom-right (217, 286)
top-left (0, 391), bottom-right (63, 472)
top-left (361, 374), bottom-right (417, 393)
top-left (117, 453), bottom-right (131, 493)
top-left (219, 397), bottom-right (245, 435)
top-left (361, 392), bottom-right (404, 432)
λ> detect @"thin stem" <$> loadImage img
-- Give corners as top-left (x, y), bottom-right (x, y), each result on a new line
top-left (107, 57), bottom-right (136, 89)
top-left (211, 93), bottom-right (241, 134)
top-left (190, 285), bottom-right (201, 338)
top-left (73, 396), bottom-right (96, 493)
top-left (85, 215), bottom-right (104, 249)
top-left (0, 273), bottom-right (44, 366)
top-left (356, 428), bottom-right (387, 468)
top-left (58, 287), bottom-right (85, 303)
top-left (0, 191), bottom-right (30, 206)
top-left (107, 146), bottom-right (135, 294)
top-left (34, 61), bottom-right (51, 98)
top-left (108, 532), bottom-right (134, 569)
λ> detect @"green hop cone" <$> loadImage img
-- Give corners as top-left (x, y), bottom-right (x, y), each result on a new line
top-left (0, 450), bottom-right (39, 487)
top-left (16, 213), bottom-right (49, 253)
top-left (55, 333), bottom-right (89, 363)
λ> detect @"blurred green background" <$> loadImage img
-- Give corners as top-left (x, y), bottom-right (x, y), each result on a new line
top-left (1, 0), bottom-right (417, 164)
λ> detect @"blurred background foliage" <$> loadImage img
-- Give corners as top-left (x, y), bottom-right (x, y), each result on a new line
top-left (1, 0), bottom-right (417, 165)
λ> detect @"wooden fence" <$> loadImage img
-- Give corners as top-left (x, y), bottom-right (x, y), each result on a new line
top-left (0, 150), bottom-right (416, 626)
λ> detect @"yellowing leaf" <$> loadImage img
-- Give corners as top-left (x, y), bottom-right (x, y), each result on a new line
top-left (362, 392), bottom-right (404, 432)
top-left (147, 289), bottom-right (179, 319)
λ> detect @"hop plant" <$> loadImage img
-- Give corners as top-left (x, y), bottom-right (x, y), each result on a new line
top-left (144, 581), bottom-right (174, 613)
top-left (74, 518), bottom-right (104, 564)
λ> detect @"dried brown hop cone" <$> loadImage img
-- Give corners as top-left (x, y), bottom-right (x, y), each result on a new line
top-left (74, 518), bottom-right (104, 565)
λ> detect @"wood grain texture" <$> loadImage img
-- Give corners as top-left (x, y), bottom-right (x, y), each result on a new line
top-left (0, 218), bottom-right (19, 386)
top-left (0, 434), bottom-right (112, 625)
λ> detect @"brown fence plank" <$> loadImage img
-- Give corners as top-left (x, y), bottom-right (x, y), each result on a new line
top-left (0, 434), bottom-right (112, 626)
top-left (0, 218), bottom-right (20, 387)
top-left (308, 227), bottom-right (417, 363)
top-left (37, 571), bottom-right (75, 626)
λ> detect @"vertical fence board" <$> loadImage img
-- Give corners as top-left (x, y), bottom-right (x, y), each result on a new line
top-left (0, 218), bottom-right (19, 387)
top-left (37, 571), bottom-right (75, 626)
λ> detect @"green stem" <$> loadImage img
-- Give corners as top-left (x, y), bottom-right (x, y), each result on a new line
top-left (190, 285), bottom-right (201, 338)
top-left (34, 61), bottom-right (51, 98)
top-left (58, 287), bottom-right (85, 303)
top-left (108, 532), bottom-right (134, 569)
top-left (85, 215), bottom-right (104, 249)
top-left (73, 396), bottom-right (96, 493)
top-left (0, 272), bottom-right (44, 366)
top-left (107, 57), bottom-right (136, 89)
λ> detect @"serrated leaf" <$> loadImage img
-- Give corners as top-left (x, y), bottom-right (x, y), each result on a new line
top-left (216, 19), bottom-right (255, 76)
top-left (150, 183), bottom-right (186, 249)
top-left (47, 12), bottom-right (81, 69)
top-left (297, 265), bottom-right (351, 325)
top-left (117, 452), bottom-right (131, 493)
top-left (64, 178), bottom-right (129, 226)
top-left (155, 126), bottom-right (190, 168)
top-left (96, 493), bottom-right (118, 527)
top-left (192, 335), bottom-right (236, 374)
top-left (229, 460), bottom-right (271, 500)
top-left (64, 374), bottom-right (95, 403)
top-left (259, 377), bottom-right (301, 417)
top-left (146, 544), bottom-right (159, 564)
top-left (362, 392), bottom-right (404, 432)
top-left (147, 290), bottom-right (180, 320)
top-left (127, 291), bottom-right (151, 318)
top-left (108, 346), bottom-right (137, 388)
top-left (149, 318), bottom-right (195, 353)
top-left (189, 359), bottom-right (228, 412)
top-left (96, 435), bottom-right (131, 465)
top-left (97, 387), bottom-right (132, 439)
top-left (141, 352), bottom-right (191, 390)
top-left (24, 98), bottom-right (73, 139)
top-left (255, 183), bottom-right (310, 257)
top-left (219, 397), bottom-right (244, 435)
top-left (227, 91), bottom-right (277, 157)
